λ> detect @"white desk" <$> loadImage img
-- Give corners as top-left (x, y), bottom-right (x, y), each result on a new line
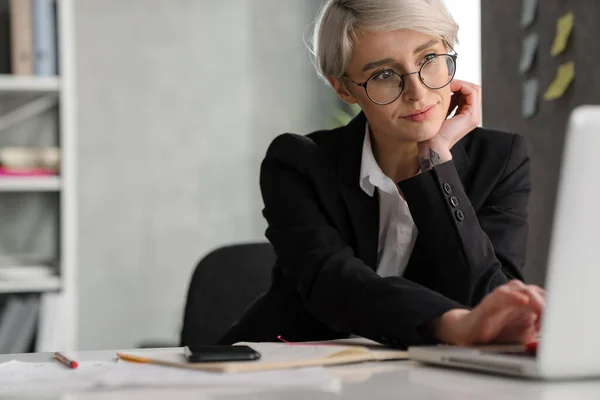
top-left (2, 348), bottom-right (600, 399)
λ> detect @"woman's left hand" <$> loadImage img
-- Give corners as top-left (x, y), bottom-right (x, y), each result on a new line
top-left (433, 280), bottom-right (544, 346)
top-left (417, 80), bottom-right (482, 171)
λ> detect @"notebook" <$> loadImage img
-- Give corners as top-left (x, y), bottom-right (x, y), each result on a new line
top-left (117, 339), bottom-right (408, 373)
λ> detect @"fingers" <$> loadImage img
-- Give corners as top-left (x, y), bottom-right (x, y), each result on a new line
top-left (490, 282), bottom-right (529, 309)
top-left (506, 280), bottom-right (545, 315)
top-left (517, 313), bottom-right (539, 344)
top-left (450, 79), bottom-right (480, 91)
top-left (447, 94), bottom-right (459, 117)
top-left (524, 286), bottom-right (544, 315)
top-left (449, 80), bottom-right (481, 104)
top-left (469, 281), bottom-right (545, 345)
top-left (483, 280), bottom-right (545, 316)
top-left (448, 79), bottom-right (481, 127)
top-left (482, 307), bottom-right (539, 345)
top-left (532, 286), bottom-right (546, 298)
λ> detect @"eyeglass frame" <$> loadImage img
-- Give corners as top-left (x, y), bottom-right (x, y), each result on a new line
top-left (343, 51), bottom-right (458, 106)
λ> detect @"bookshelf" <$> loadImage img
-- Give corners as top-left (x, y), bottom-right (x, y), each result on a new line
top-left (0, 0), bottom-right (77, 352)
top-left (0, 76), bottom-right (60, 92)
top-left (0, 276), bottom-right (61, 293)
top-left (0, 176), bottom-right (61, 191)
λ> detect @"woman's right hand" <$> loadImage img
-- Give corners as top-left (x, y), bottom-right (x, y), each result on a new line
top-left (433, 280), bottom-right (545, 346)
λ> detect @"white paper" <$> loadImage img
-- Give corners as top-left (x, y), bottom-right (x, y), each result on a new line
top-left (101, 360), bottom-right (341, 392)
top-left (0, 360), bottom-right (115, 395)
top-left (234, 342), bottom-right (363, 363)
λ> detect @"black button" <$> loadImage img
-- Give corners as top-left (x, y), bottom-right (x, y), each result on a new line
top-left (450, 196), bottom-right (459, 208)
top-left (455, 209), bottom-right (465, 222)
top-left (443, 183), bottom-right (452, 194)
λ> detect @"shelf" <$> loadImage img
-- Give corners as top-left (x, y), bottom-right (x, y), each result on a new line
top-left (0, 176), bottom-right (61, 192)
top-left (0, 75), bottom-right (60, 93)
top-left (0, 276), bottom-right (61, 293)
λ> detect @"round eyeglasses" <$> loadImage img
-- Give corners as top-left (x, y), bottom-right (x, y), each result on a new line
top-left (345, 54), bottom-right (457, 105)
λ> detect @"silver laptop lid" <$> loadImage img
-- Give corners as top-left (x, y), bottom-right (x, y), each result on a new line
top-left (538, 105), bottom-right (600, 378)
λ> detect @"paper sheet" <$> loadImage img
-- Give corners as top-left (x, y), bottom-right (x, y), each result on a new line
top-left (550, 12), bottom-right (574, 56)
top-left (101, 360), bottom-right (341, 392)
top-left (543, 61), bottom-right (575, 101)
top-left (522, 78), bottom-right (539, 118)
top-left (519, 33), bottom-right (539, 74)
top-left (235, 342), bottom-right (365, 363)
top-left (520, 0), bottom-right (538, 28)
top-left (0, 360), bottom-right (115, 395)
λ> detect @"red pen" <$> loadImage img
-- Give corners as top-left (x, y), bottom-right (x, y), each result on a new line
top-left (525, 341), bottom-right (538, 354)
top-left (54, 352), bottom-right (78, 369)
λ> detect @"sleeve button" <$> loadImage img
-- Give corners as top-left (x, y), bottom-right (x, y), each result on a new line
top-left (455, 209), bottom-right (465, 222)
top-left (450, 196), bottom-right (459, 208)
top-left (443, 183), bottom-right (452, 194)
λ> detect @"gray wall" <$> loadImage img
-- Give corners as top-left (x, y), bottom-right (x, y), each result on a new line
top-left (75, 0), bottom-right (335, 349)
top-left (481, 0), bottom-right (600, 285)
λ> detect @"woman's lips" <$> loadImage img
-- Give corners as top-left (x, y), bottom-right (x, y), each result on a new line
top-left (402, 105), bottom-right (435, 122)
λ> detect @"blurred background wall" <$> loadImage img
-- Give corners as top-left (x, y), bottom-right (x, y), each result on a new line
top-left (75, 0), bottom-right (336, 350)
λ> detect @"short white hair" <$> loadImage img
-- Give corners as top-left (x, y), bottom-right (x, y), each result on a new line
top-left (309, 0), bottom-right (459, 82)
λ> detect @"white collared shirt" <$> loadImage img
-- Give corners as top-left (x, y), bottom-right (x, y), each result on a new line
top-left (359, 122), bottom-right (418, 277)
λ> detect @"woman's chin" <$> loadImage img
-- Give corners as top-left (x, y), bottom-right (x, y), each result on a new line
top-left (385, 118), bottom-right (444, 143)
top-left (405, 126), bottom-right (441, 143)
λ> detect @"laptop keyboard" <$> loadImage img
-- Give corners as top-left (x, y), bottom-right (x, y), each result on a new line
top-left (494, 350), bottom-right (536, 358)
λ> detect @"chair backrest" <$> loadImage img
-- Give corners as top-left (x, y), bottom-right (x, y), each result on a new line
top-left (180, 242), bottom-right (275, 347)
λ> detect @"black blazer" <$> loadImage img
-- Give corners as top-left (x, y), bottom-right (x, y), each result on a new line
top-left (218, 112), bottom-right (531, 348)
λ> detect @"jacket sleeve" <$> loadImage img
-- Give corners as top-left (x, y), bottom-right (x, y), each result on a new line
top-left (260, 133), bottom-right (465, 347)
top-left (398, 134), bottom-right (531, 306)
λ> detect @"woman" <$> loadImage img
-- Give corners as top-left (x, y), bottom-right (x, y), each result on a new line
top-left (219, 0), bottom-right (544, 347)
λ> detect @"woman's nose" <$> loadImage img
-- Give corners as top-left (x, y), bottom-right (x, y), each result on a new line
top-left (402, 72), bottom-right (427, 102)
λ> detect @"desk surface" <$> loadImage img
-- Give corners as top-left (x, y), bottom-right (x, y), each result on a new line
top-left (3, 348), bottom-right (600, 399)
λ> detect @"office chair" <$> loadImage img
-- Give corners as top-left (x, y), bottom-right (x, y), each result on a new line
top-left (180, 242), bottom-right (275, 347)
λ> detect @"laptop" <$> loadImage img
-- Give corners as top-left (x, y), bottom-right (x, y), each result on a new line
top-left (408, 105), bottom-right (600, 380)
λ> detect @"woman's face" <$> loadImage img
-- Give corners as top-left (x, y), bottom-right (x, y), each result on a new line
top-left (330, 29), bottom-right (453, 143)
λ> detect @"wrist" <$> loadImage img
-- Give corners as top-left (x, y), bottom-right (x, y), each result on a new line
top-left (432, 308), bottom-right (472, 345)
top-left (419, 140), bottom-right (452, 162)
top-left (417, 143), bottom-right (452, 172)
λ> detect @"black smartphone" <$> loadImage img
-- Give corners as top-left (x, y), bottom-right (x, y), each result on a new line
top-left (183, 345), bottom-right (261, 363)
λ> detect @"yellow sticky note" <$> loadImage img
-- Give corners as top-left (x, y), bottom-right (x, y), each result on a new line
top-left (550, 12), bottom-right (574, 57)
top-left (543, 61), bottom-right (575, 101)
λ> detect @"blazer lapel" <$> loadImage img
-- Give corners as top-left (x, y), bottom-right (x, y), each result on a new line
top-left (337, 112), bottom-right (379, 271)
top-left (340, 185), bottom-right (379, 271)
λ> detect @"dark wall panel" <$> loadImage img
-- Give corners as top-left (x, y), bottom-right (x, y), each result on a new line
top-left (481, 0), bottom-right (600, 285)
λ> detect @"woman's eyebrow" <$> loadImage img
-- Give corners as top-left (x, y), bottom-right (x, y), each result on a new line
top-left (361, 57), bottom-right (395, 72)
top-left (360, 39), bottom-right (441, 72)
top-left (413, 39), bottom-right (439, 54)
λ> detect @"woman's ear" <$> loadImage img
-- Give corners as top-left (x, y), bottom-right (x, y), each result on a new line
top-left (328, 75), bottom-right (358, 105)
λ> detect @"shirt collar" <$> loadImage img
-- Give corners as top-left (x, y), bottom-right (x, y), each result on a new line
top-left (359, 122), bottom-right (389, 197)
